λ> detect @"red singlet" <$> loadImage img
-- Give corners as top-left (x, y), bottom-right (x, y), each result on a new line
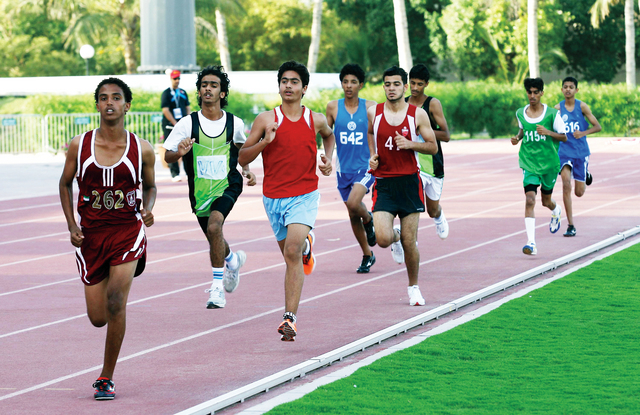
top-left (262, 106), bottom-right (318, 198)
top-left (371, 103), bottom-right (421, 178)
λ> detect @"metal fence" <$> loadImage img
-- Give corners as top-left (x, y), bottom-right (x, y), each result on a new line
top-left (0, 112), bottom-right (164, 154)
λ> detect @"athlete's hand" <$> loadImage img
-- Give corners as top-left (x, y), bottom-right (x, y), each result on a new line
top-left (319, 153), bottom-right (332, 176)
top-left (243, 170), bottom-right (257, 186)
top-left (69, 225), bottom-right (84, 248)
top-left (369, 154), bottom-right (379, 170)
top-left (535, 125), bottom-right (552, 136)
top-left (573, 130), bottom-right (585, 139)
top-left (394, 131), bottom-right (412, 150)
top-left (177, 138), bottom-right (195, 156)
top-left (264, 122), bottom-right (278, 144)
top-left (141, 209), bottom-right (154, 227)
top-left (510, 136), bottom-right (520, 145)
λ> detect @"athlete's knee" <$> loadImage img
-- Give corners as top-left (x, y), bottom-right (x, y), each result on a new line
top-left (87, 313), bottom-right (107, 328)
top-left (106, 290), bottom-right (126, 317)
top-left (575, 187), bottom-right (585, 197)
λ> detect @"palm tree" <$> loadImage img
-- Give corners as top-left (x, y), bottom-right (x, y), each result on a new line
top-left (307, 0), bottom-right (322, 73)
top-left (527, 0), bottom-right (540, 78)
top-left (392, 0), bottom-right (413, 71)
top-left (591, 0), bottom-right (636, 90)
top-left (196, 0), bottom-right (244, 72)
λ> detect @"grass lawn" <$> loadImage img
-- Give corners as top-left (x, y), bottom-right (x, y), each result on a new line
top-left (267, 242), bottom-right (640, 414)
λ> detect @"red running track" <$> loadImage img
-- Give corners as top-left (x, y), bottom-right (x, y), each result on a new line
top-left (0, 138), bottom-right (639, 414)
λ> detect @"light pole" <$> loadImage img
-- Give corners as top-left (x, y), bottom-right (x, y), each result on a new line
top-left (79, 44), bottom-right (95, 76)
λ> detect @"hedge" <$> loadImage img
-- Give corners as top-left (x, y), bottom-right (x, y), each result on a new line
top-left (2, 81), bottom-right (639, 137)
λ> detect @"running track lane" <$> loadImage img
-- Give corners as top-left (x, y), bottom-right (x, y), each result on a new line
top-left (0, 138), bottom-right (638, 414)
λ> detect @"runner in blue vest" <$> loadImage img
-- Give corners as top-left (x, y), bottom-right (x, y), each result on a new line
top-left (554, 76), bottom-right (602, 237)
top-left (326, 64), bottom-right (378, 273)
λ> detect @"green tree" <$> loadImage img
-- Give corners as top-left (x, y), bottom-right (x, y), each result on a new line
top-left (559, 0), bottom-right (626, 83)
top-left (591, 0), bottom-right (637, 89)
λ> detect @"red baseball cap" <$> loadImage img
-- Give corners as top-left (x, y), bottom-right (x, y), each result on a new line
top-left (170, 70), bottom-right (181, 79)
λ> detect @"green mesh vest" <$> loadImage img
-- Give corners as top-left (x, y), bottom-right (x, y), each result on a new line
top-left (516, 104), bottom-right (561, 175)
top-left (182, 112), bottom-right (242, 217)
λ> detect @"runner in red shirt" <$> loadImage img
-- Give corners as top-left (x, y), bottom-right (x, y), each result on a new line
top-left (239, 61), bottom-right (335, 342)
top-left (59, 78), bottom-right (157, 400)
top-left (368, 66), bottom-right (437, 307)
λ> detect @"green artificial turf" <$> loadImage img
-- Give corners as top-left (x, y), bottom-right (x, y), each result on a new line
top-left (268, 242), bottom-right (640, 414)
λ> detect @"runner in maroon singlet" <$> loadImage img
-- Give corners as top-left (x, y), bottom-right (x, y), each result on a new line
top-left (59, 78), bottom-right (157, 400)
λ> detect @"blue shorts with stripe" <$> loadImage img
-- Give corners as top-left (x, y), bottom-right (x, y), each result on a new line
top-left (559, 155), bottom-right (589, 182)
top-left (336, 170), bottom-right (375, 202)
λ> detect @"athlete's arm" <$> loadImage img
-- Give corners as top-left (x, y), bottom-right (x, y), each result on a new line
top-left (395, 107), bottom-right (437, 154)
top-left (140, 140), bottom-right (157, 227)
top-left (537, 112), bottom-right (568, 142)
top-left (367, 105), bottom-right (379, 170)
top-left (59, 135), bottom-right (84, 247)
top-left (511, 129), bottom-right (524, 145)
top-left (314, 112), bottom-right (335, 176)
top-left (325, 100), bottom-right (337, 129)
top-left (574, 101), bottom-right (602, 139)
top-left (238, 111), bottom-right (276, 167)
top-left (164, 116), bottom-right (194, 163)
top-left (428, 98), bottom-right (451, 142)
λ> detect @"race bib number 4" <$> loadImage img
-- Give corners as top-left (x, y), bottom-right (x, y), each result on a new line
top-left (197, 155), bottom-right (227, 180)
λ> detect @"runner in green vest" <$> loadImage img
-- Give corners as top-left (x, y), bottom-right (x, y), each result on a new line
top-left (510, 77), bottom-right (567, 256)
top-left (164, 65), bottom-right (256, 309)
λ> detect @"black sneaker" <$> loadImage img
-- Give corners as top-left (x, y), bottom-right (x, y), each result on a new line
top-left (564, 225), bottom-right (576, 237)
top-left (363, 212), bottom-right (376, 247)
top-left (356, 252), bottom-right (376, 273)
top-left (586, 171), bottom-right (593, 186)
top-left (93, 378), bottom-right (115, 400)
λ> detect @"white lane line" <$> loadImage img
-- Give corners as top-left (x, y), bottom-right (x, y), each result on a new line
top-left (237, 237), bottom-right (640, 415)
top-left (0, 202), bottom-right (60, 214)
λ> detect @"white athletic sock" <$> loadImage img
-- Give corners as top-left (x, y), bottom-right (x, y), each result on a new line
top-left (525, 217), bottom-right (536, 244)
top-left (434, 211), bottom-right (445, 225)
top-left (225, 251), bottom-right (238, 270)
top-left (551, 205), bottom-right (561, 216)
top-left (212, 267), bottom-right (224, 289)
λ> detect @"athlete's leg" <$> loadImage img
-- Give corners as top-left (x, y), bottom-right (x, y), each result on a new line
top-left (206, 211), bottom-right (229, 268)
top-left (85, 260), bottom-right (136, 380)
top-left (574, 180), bottom-right (586, 198)
top-left (281, 223), bottom-right (311, 315)
top-left (541, 192), bottom-right (557, 211)
top-left (561, 165), bottom-right (574, 226)
top-left (373, 211), bottom-right (397, 248)
top-left (525, 190), bottom-right (537, 218)
top-left (345, 183), bottom-right (373, 256)
top-left (425, 197), bottom-right (441, 218)
top-left (399, 213), bottom-right (420, 286)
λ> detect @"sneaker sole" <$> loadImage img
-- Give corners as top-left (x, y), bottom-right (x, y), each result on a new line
top-left (278, 323), bottom-right (297, 341)
top-left (522, 247), bottom-right (537, 255)
top-left (356, 255), bottom-right (376, 274)
top-left (206, 302), bottom-right (225, 309)
top-left (95, 395), bottom-right (115, 400)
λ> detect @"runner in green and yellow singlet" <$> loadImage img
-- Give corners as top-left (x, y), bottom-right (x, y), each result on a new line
top-left (510, 77), bottom-right (567, 256)
top-left (163, 66), bottom-right (256, 309)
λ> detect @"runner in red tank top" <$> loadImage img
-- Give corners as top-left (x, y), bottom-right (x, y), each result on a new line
top-left (239, 61), bottom-right (335, 342)
top-left (366, 66), bottom-right (437, 307)
top-left (59, 78), bottom-right (157, 400)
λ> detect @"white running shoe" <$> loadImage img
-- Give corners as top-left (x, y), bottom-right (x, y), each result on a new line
top-left (224, 250), bottom-right (246, 293)
top-left (205, 285), bottom-right (226, 308)
top-left (390, 225), bottom-right (404, 264)
top-left (549, 207), bottom-right (561, 234)
top-left (435, 216), bottom-right (449, 240)
top-left (408, 285), bottom-right (425, 306)
top-left (522, 241), bottom-right (537, 256)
